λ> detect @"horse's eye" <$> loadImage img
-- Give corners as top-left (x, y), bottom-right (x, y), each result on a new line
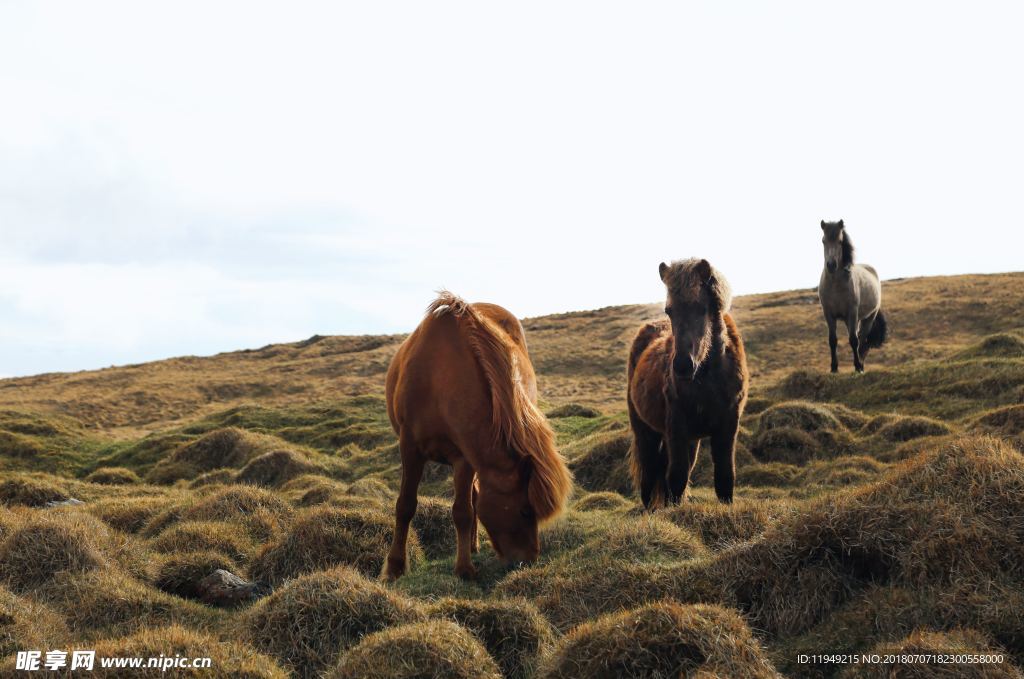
top-left (664, 307), bottom-right (671, 316)
top-left (520, 508), bottom-right (534, 519)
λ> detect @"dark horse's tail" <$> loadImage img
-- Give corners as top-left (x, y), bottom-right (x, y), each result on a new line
top-left (866, 308), bottom-right (888, 349)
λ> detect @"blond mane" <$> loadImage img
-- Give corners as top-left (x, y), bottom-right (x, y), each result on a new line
top-left (427, 291), bottom-right (572, 521)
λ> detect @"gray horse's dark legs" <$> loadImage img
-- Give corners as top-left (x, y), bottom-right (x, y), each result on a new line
top-left (827, 316), bottom-right (839, 373)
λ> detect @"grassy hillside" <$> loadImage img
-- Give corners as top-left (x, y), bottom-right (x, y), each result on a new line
top-left (2, 271), bottom-right (1023, 678)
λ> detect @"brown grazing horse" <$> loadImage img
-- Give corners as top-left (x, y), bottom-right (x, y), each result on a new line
top-left (383, 292), bottom-right (572, 580)
top-left (627, 259), bottom-right (749, 507)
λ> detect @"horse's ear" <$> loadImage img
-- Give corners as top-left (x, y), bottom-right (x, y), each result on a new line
top-left (838, 219), bottom-right (844, 228)
top-left (658, 262), bottom-right (669, 282)
top-left (695, 259), bottom-right (713, 284)
top-left (820, 220), bottom-right (826, 230)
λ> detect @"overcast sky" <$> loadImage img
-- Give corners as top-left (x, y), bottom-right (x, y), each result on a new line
top-left (1, 2), bottom-right (1021, 377)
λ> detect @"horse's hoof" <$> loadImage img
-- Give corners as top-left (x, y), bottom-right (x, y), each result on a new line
top-left (380, 567), bottom-right (404, 583)
top-left (455, 563), bottom-right (478, 580)
top-left (380, 557), bottom-right (407, 582)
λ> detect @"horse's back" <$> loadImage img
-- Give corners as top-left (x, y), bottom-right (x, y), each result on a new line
top-left (853, 264), bottom-right (882, 315)
top-left (386, 307), bottom-right (493, 448)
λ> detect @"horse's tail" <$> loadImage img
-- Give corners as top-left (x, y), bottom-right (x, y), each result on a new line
top-left (627, 322), bottom-right (667, 507)
top-left (866, 308), bottom-right (888, 348)
top-left (427, 291), bottom-right (571, 522)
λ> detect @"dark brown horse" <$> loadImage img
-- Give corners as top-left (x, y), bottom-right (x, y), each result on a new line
top-left (627, 259), bottom-right (749, 507)
top-left (383, 292), bottom-right (572, 580)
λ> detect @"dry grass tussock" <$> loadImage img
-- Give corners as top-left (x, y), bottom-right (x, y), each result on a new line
top-left (0, 585), bottom-right (69, 658)
top-left (87, 625), bottom-right (289, 678)
top-left (35, 566), bottom-right (223, 639)
top-left (249, 506), bottom-right (422, 584)
top-left (0, 510), bottom-right (144, 592)
top-left (243, 566), bottom-right (425, 678)
top-left (716, 437), bottom-right (1024, 638)
top-left (146, 427), bottom-right (281, 484)
top-left (0, 272), bottom-right (1022, 678)
top-left (538, 601), bottom-right (782, 679)
top-left (142, 485), bottom-right (292, 542)
top-left (329, 619), bottom-right (502, 679)
top-left (428, 597), bottom-right (555, 679)
top-left (83, 466), bottom-right (141, 485)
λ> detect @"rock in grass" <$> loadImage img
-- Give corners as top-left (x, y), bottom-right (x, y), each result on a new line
top-left (537, 601), bottom-right (782, 679)
top-left (152, 551), bottom-right (240, 600)
top-left (244, 566), bottom-right (424, 678)
top-left (330, 619), bottom-right (501, 679)
top-left (196, 568), bottom-right (269, 607)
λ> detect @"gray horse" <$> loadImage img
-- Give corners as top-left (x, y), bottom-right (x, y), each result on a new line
top-left (818, 220), bottom-right (888, 372)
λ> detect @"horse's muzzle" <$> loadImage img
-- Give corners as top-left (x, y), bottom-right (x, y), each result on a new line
top-left (673, 356), bottom-right (696, 381)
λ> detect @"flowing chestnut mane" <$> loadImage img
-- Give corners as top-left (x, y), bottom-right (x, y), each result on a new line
top-left (426, 292), bottom-right (571, 521)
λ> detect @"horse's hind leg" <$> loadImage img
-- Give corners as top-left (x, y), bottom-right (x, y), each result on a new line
top-left (382, 433), bottom-right (425, 581)
top-left (847, 315), bottom-right (864, 372)
top-left (452, 458), bottom-right (478, 579)
top-left (470, 479), bottom-right (480, 554)
top-left (858, 311), bottom-right (878, 361)
top-left (631, 420), bottom-right (666, 510)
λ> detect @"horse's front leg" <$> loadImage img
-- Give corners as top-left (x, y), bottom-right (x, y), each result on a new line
top-left (451, 458), bottom-right (478, 579)
top-left (664, 411), bottom-right (695, 505)
top-left (826, 315), bottom-right (839, 373)
top-left (382, 434), bottom-right (425, 581)
top-left (847, 315), bottom-right (864, 372)
top-left (710, 418), bottom-right (739, 504)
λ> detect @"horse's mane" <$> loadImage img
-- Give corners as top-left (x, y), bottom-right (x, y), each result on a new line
top-left (427, 291), bottom-right (571, 522)
top-left (841, 232), bottom-right (855, 268)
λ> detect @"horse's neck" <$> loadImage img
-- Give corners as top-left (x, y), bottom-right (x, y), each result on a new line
top-left (822, 267), bottom-right (853, 286)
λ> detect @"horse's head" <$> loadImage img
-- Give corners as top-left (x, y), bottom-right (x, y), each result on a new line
top-left (658, 258), bottom-right (731, 381)
top-left (475, 458), bottom-right (541, 566)
top-left (821, 219), bottom-right (851, 273)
